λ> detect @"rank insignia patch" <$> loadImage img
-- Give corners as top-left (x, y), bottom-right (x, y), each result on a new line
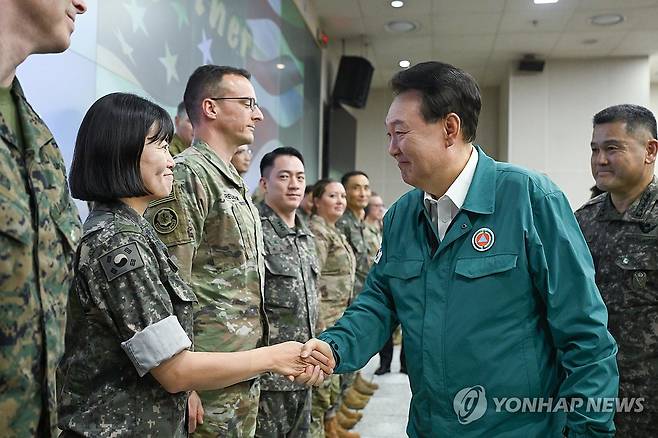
top-left (153, 207), bottom-right (178, 234)
top-left (99, 242), bottom-right (145, 281)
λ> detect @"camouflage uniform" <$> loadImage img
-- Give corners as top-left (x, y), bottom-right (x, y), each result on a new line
top-left (336, 209), bottom-right (369, 297)
top-left (0, 78), bottom-right (82, 437)
top-left (363, 220), bottom-right (382, 263)
top-left (308, 215), bottom-right (356, 438)
top-left (145, 139), bottom-right (267, 438)
top-left (57, 202), bottom-right (196, 437)
top-left (576, 181), bottom-right (658, 436)
top-left (255, 202), bottom-right (319, 438)
top-left (168, 133), bottom-right (189, 156)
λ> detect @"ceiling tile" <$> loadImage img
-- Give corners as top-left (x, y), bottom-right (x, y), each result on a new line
top-left (498, 10), bottom-right (574, 33)
top-left (322, 16), bottom-right (366, 39)
top-left (433, 0), bottom-right (505, 13)
top-left (432, 34), bottom-right (496, 52)
top-left (363, 15), bottom-right (433, 37)
top-left (312, 0), bottom-right (361, 17)
top-left (493, 32), bottom-right (561, 55)
top-left (577, 0), bottom-right (658, 11)
top-left (552, 31), bottom-right (627, 57)
top-left (565, 8), bottom-right (646, 32)
top-left (432, 13), bottom-right (502, 36)
top-left (611, 31), bottom-right (658, 56)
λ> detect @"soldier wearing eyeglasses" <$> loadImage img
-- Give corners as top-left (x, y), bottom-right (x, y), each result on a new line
top-left (145, 65), bottom-right (268, 437)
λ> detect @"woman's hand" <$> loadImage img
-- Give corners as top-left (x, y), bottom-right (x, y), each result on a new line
top-left (187, 390), bottom-right (204, 433)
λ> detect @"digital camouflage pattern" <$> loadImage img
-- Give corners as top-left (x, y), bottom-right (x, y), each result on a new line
top-left (310, 375), bottom-right (340, 438)
top-left (256, 389), bottom-right (311, 438)
top-left (168, 133), bottom-right (189, 156)
top-left (336, 209), bottom-right (370, 296)
top-left (363, 220), bottom-right (382, 263)
top-left (144, 139), bottom-right (267, 437)
top-left (308, 215), bottom-right (356, 330)
top-left (0, 78), bottom-right (81, 437)
top-left (57, 202), bottom-right (196, 437)
top-left (576, 181), bottom-right (658, 436)
top-left (257, 201), bottom-right (319, 392)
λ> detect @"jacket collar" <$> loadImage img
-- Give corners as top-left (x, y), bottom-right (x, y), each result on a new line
top-left (258, 201), bottom-right (312, 238)
top-left (190, 139), bottom-right (245, 190)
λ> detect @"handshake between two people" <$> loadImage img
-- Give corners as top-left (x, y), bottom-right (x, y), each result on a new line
top-left (271, 338), bottom-right (335, 386)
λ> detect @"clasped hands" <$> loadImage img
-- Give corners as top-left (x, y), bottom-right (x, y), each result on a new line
top-left (275, 338), bottom-right (335, 386)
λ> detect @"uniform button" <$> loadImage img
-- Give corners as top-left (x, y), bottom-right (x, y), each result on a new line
top-left (637, 271), bottom-right (646, 278)
top-left (461, 224), bottom-right (468, 229)
top-left (622, 257), bottom-right (629, 265)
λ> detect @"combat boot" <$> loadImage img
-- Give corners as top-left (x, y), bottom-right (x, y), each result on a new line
top-left (352, 376), bottom-right (375, 396)
top-left (336, 422), bottom-right (361, 438)
top-left (343, 388), bottom-right (369, 410)
top-left (337, 410), bottom-right (360, 430)
top-left (340, 404), bottom-right (363, 421)
top-left (324, 416), bottom-right (339, 438)
top-left (355, 372), bottom-right (379, 390)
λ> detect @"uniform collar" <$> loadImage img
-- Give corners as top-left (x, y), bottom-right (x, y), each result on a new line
top-left (596, 177), bottom-right (658, 222)
top-left (258, 201), bottom-right (312, 238)
top-left (190, 139), bottom-right (245, 189)
top-left (415, 145), bottom-right (496, 219)
top-left (0, 77), bottom-right (53, 156)
top-left (341, 208), bottom-right (365, 229)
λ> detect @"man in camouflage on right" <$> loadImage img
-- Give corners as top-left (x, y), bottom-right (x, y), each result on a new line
top-left (576, 104), bottom-right (658, 436)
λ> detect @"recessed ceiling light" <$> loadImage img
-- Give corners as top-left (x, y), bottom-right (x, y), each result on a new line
top-left (385, 20), bottom-right (418, 33)
top-left (534, 0), bottom-right (558, 4)
top-left (590, 13), bottom-right (624, 26)
top-left (391, 0), bottom-right (404, 7)
top-left (399, 60), bottom-right (411, 68)
top-left (276, 63), bottom-right (285, 70)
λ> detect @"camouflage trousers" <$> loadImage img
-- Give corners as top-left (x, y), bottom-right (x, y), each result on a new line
top-left (310, 375), bottom-right (341, 438)
top-left (255, 389), bottom-right (311, 438)
top-left (193, 379), bottom-right (260, 438)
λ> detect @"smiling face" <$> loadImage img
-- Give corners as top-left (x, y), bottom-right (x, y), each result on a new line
top-left (261, 154), bottom-right (306, 215)
top-left (344, 173), bottom-right (371, 211)
top-left (385, 90), bottom-right (449, 189)
top-left (315, 182), bottom-right (347, 223)
top-left (213, 74), bottom-right (264, 149)
top-left (140, 125), bottom-right (175, 201)
top-left (590, 121), bottom-right (655, 196)
top-left (231, 144), bottom-right (253, 174)
top-left (21, 0), bottom-right (88, 54)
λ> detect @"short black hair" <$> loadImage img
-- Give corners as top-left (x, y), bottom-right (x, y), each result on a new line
top-left (69, 93), bottom-right (173, 202)
top-left (391, 61), bottom-right (481, 143)
top-left (305, 184), bottom-right (315, 195)
top-left (183, 65), bottom-right (251, 126)
top-left (593, 104), bottom-right (657, 139)
top-left (259, 147), bottom-right (305, 177)
top-left (341, 170), bottom-right (369, 187)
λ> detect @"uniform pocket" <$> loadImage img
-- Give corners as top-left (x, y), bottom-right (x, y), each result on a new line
top-left (383, 260), bottom-right (423, 279)
top-left (614, 254), bottom-right (658, 305)
top-left (51, 205), bottom-right (82, 251)
top-left (455, 254), bottom-right (518, 279)
top-left (0, 196), bottom-right (32, 245)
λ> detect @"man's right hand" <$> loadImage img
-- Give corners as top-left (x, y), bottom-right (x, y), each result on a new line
top-left (292, 338), bottom-right (336, 386)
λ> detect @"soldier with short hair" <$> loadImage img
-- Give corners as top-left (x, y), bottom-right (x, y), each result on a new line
top-left (0, 1), bottom-right (87, 435)
top-left (255, 147), bottom-right (319, 438)
top-left (576, 104), bottom-right (658, 436)
top-left (145, 65), bottom-right (268, 437)
top-left (169, 101), bottom-right (193, 156)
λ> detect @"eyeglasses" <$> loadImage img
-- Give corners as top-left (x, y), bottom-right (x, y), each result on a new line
top-left (209, 96), bottom-right (259, 111)
top-left (236, 148), bottom-right (252, 156)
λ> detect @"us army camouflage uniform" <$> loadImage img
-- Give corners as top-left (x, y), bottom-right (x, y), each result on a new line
top-left (57, 202), bottom-right (196, 437)
top-left (255, 202), bottom-right (319, 438)
top-left (576, 180), bottom-right (658, 436)
top-left (336, 209), bottom-right (370, 297)
top-left (168, 133), bottom-right (189, 156)
top-left (0, 78), bottom-right (81, 437)
top-left (308, 215), bottom-right (356, 438)
top-left (145, 139), bottom-right (267, 438)
top-left (363, 220), bottom-right (382, 263)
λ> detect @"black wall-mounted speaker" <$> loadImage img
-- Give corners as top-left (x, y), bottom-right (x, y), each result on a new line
top-left (333, 56), bottom-right (374, 109)
top-left (518, 58), bottom-right (545, 72)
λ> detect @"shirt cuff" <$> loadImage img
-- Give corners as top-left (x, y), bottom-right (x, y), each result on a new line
top-left (121, 315), bottom-right (192, 377)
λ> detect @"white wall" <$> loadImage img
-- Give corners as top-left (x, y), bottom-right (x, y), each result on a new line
top-left (476, 86), bottom-right (500, 160)
top-left (650, 84), bottom-right (658, 119)
top-left (506, 57), bottom-right (650, 210)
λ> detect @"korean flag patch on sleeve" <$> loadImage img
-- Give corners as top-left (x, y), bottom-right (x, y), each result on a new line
top-left (99, 242), bottom-right (145, 281)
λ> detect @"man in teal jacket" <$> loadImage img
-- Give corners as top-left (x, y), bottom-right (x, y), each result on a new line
top-left (298, 61), bottom-right (618, 437)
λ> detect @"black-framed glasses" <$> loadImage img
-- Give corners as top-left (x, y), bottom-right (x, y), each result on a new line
top-left (209, 96), bottom-right (259, 111)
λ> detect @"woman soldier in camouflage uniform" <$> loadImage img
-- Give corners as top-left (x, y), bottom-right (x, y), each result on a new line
top-left (308, 179), bottom-right (357, 438)
top-left (57, 93), bottom-right (329, 438)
